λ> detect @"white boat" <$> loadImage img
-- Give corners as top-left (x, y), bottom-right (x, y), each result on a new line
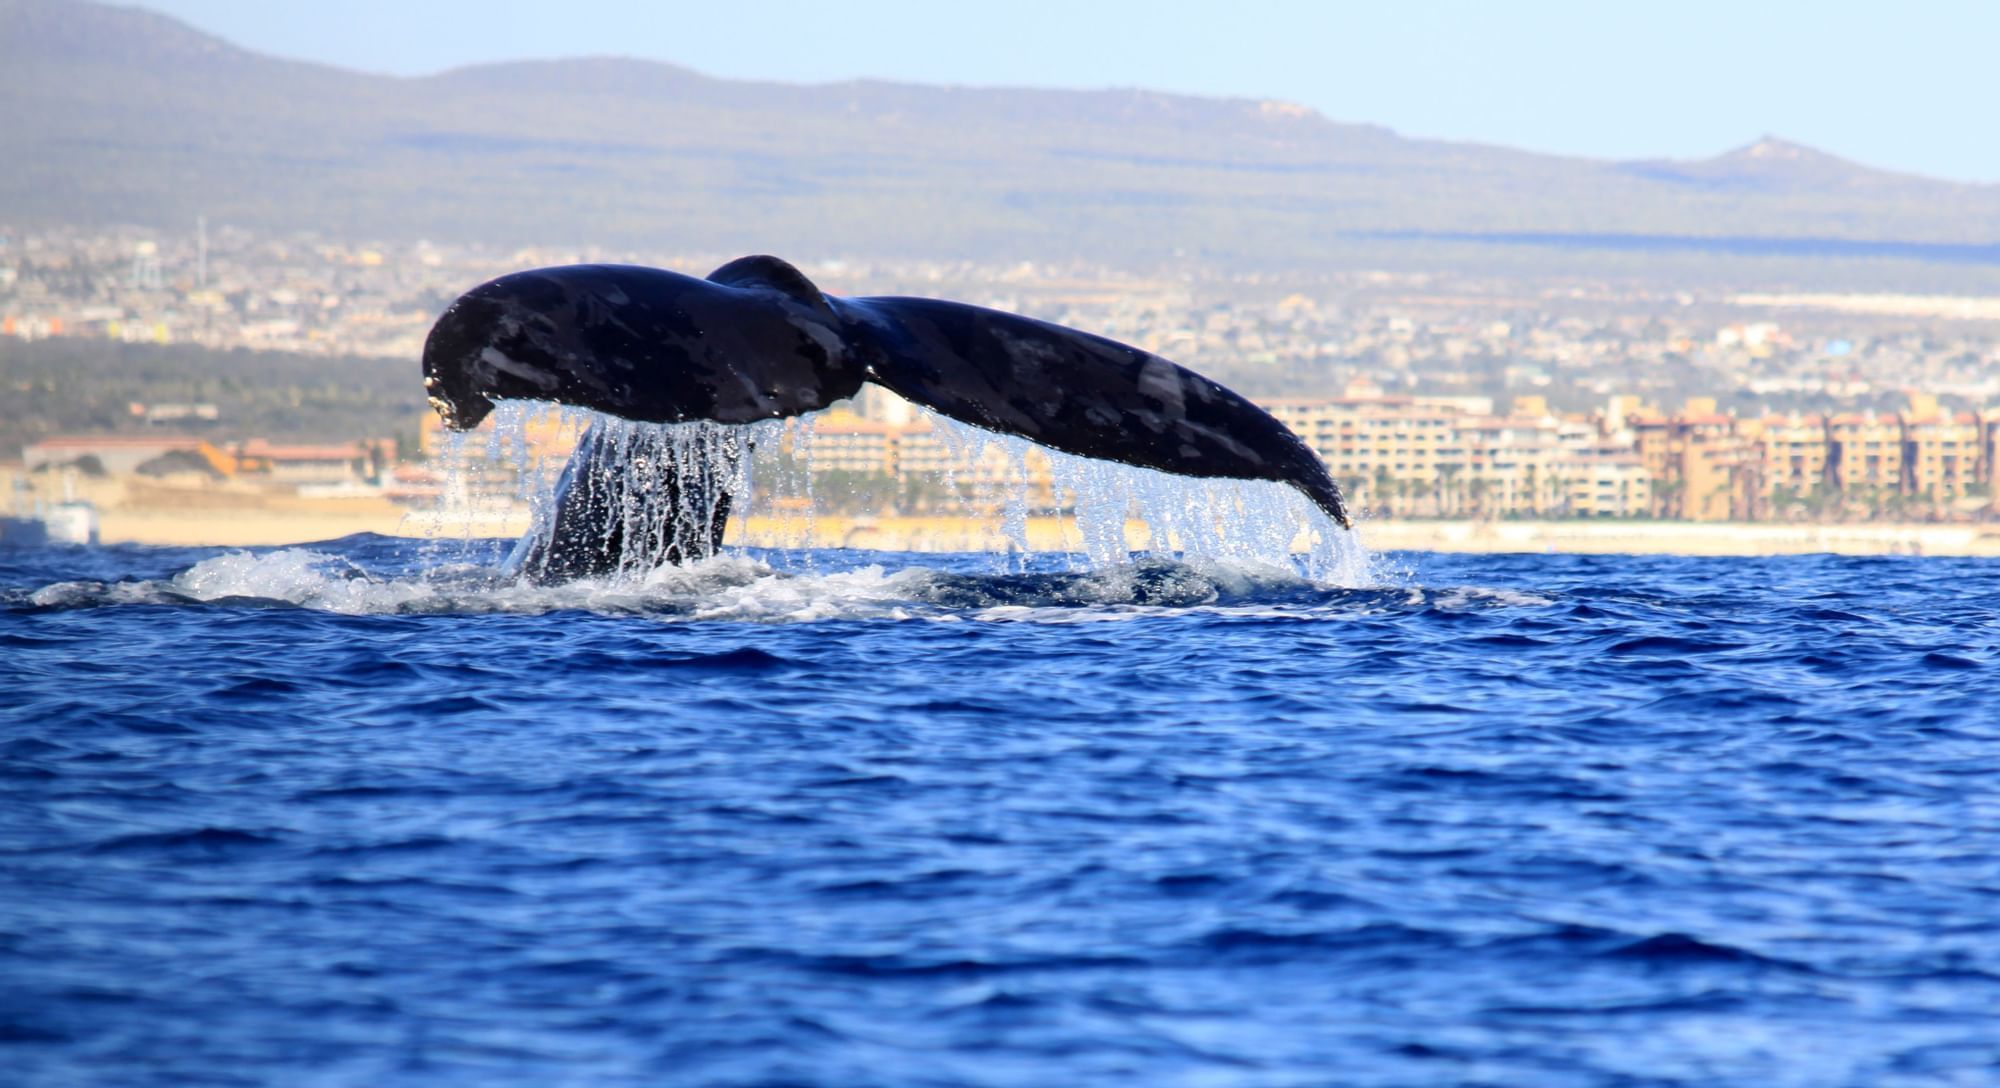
top-left (2, 477), bottom-right (99, 546)
top-left (43, 501), bottom-right (101, 545)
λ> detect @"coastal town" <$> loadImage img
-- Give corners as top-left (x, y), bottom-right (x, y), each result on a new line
top-left (7, 224), bottom-right (2000, 547)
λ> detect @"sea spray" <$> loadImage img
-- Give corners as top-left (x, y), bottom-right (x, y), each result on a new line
top-left (59, 544), bottom-right (1371, 621)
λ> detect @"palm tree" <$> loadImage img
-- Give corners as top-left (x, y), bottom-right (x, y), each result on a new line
top-left (1372, 466), bottom-right (1400, 518)
top-left (1770, 482), bottom-right (1802, 522)
top-left (1410, 477), bottom-right (1435, 518)
top-left (1652, 478), bottom-right (1685, 521)
top-left (1436, 464), bottom-right (1464, 519)
top-left (1467, 476), bottom-right (1493, 520)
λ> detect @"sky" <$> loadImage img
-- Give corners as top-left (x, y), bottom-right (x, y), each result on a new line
top-left (133, 0), bottom-right (2000, 184)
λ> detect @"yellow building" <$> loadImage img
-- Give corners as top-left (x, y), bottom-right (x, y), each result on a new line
top-left (804, 410), bottom-right (900, 474)
top-left (1631, 402), bottom-right (1755, 521)
top-left (793, 412), bottom-right (1057, 509)
top-left (416, 405), bottom-right (584, 464)
top-left (1899, 395), bottom-right (1983, 506)
top-left (1552, 447), bottom-right (1651, 517)
top-left (1826, 411), bottom-right (1904, 496)
top-left (1757, 414), bottom-right (1832, 509)
top-left (1264, 394), bottom-right (1471, 515)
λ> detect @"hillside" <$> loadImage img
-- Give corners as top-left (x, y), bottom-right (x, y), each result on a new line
top-left (4, 0), bottom-right (2000, 270)
top-left (0, 337), bottom-right (423, 457)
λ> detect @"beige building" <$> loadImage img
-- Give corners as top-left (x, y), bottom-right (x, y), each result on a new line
top-left (1456, 413), bottom-right (1564, 518)
top-left (1632, 400), bottom-right (1759, 521)
top-left (235, 439), bottom-right (393, 485)
top-left (1264, 385), bottom-right (1496, 516)
top-left (1265, 394), bottom-right (1460, 496)
top-left (1553, 446), bottom-right (1652, 518)
top-left (1267, 388), bottom-right (1653, 519)
top-left (1899, 395), bottom-right (1983, 505)
top-left (1756, 413), bottom-right (1833, 510)
top-left (797, 411), bottom-right (1058, 509)
top-left (804, 410), bottom-right (901, 475)
top-left (1826, 411), bottom-right (1905, 497)
top-left (894, 417), bottom-right (1056, 507)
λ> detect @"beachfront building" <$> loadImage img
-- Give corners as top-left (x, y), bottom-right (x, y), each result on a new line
top-left (1756, 413), bottom-right (1835, 516)
top-left (1552, 445), bottom-right (1652, 518)
top-left (1266, 387), bottom-right (1655, 518)
top-left (233, 439), bottom-right (393, 486)
top-left (793, 410), bottom-right (1058, 510)
top-left (1899, 395), bottom-right (1985, 509)
top-left (23, 434), bottom-right (395, 494)
top-left (804, 410), bottom-right (901, 475)
top-left (1264, 381), bottom-right (1494, 517)
top-left (1630, 399), bottom-right (1762, 522)
top-left (1825, 410), bottom-right (1907, 518)
top-left (1456, 401), bottom-right (1574, 519)
top-left (415, 405), bottom-right (584, 467)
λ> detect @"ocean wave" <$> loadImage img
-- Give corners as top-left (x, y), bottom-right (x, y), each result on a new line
top-left (4, 541), bottom-right (1531, 624)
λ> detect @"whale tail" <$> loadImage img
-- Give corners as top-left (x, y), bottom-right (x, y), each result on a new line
top-left (422, 257), bottom-right (1349, 578)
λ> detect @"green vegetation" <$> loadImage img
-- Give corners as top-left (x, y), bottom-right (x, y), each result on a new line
top-left (0, 338), bottom-right (423, 457)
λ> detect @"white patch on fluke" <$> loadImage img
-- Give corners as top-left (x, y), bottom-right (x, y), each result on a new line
top-left (476, 347), bottom-right (559, 391)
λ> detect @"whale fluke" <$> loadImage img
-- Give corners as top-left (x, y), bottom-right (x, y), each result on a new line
top-left (833, 294), bottom-right (1348, 528)
top-left (422, 260), bottom-right (863, 433)
top-left (422, 258), bottom-right (1349, 578)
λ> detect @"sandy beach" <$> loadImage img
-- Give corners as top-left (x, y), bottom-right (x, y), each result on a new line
top-left (12, 467), bottom-right (2000, 557)
top-left (10, 464), bottom-right (2000, 557)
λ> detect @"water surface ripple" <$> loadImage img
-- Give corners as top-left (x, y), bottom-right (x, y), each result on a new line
top-left (3, 538), bottom-right (1999, 1086)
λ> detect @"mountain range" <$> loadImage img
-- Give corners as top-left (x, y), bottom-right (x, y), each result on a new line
top-left (4, 0), bottom-right (1999, 272)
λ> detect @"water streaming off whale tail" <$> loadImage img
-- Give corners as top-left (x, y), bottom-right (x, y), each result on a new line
top-left (409, 401), bottom-right (1380, 593)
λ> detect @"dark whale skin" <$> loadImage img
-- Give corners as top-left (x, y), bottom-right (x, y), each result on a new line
top-left (422, 256), bottom-right (1349, 579)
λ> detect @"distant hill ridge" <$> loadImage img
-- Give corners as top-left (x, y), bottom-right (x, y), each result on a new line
top-left (3, 0), bottom-right (1997, 268)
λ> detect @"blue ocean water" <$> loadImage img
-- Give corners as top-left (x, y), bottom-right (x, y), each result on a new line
top-left (4, 536), bottom-right (1999, 1086)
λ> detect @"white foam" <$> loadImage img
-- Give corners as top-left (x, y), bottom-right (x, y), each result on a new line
top-left (15, 546), bottom-right (1393, 624)
top-left (1432, 586), bottom-right (1558, 609)
top-left (27, 579), bottom-right (168, 609)
top-left (171, 549), bottom-right (444, 614)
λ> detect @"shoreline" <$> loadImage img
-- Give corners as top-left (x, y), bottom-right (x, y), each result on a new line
top-left (65, 508), bottom-right (2000, 557)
